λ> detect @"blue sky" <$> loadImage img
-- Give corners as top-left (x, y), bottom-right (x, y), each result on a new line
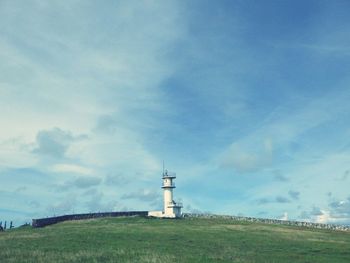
top-left (1, 0), bottom-right (350, 226)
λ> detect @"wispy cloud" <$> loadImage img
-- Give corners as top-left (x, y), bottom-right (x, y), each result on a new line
top-left (33, 128), bottom-right (85, 159)
top-left (51, 164), bottom-right (93, 176)
top-left (288, 190), bottom-right (300, 200)
top-left (220, 138), bottom-right (273, 173)
top-left (122, 189), bottom-right (161, 203)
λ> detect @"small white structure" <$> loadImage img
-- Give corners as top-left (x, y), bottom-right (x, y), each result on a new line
top-left (148, 169), bottom-right (182, 218)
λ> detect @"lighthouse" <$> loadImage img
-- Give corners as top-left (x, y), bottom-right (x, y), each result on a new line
top-left (148, 168), bottom-right (182, 218)
top-left (162, 169), bottom-right (182, 217)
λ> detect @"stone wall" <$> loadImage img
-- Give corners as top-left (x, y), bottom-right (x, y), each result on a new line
top-left (32, 211), bottom-right (148, 228)
top-left (183, 213), bottom-right (350, 231)
top-left (32, 211), bottom-right (350, 231)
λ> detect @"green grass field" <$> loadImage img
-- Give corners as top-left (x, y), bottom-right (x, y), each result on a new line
top-left (0, 216), bottom-right (349, 262)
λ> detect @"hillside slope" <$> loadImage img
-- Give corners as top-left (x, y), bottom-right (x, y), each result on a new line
top-left (0, 217), bottom-right (349, 263)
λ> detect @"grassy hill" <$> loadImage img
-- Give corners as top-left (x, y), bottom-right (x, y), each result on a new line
top-left (0, 216), bottom-right (349, 263)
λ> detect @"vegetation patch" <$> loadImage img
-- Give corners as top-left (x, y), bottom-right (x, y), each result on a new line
top-left (0, 217), bottom-right (349, 262)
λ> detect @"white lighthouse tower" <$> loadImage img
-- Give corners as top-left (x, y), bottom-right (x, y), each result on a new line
top-left (148, 168), bottom-right (182, 218)
top-left (162, 169), bottom-right (182, 218)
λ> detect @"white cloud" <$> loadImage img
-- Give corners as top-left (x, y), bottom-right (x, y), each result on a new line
top-left (0, 137), bottom-right (37, 168)
top-left (314, 210), bottom-right (331, 224)
top-left (51, 164), bottom-right (93, 176)
top-left (220, 138), bottom-right (273, 173)
top-left (122, 189), bottom-right (161, 203)
top-left (33, 128), bottom-right (80, 158)
top-left (219, 87), bottom-right (350, 172)
top-left (279, 212), bottom-right (288, 221)
top-left (46, 195), bottom-right (77, 215)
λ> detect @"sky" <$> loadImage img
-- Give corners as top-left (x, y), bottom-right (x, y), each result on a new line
top-left (1, 0), bottom-right (350, 226)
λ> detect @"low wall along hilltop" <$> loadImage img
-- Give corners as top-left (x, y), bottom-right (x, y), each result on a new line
top-left (31, 211), bottom-right (350, 231)
top-left (183, 213), bottom-right (350, 231)
top-left (32, 211), bottom-right (148, 228)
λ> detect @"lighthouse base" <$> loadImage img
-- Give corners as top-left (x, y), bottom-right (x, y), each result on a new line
top-left (148, 210), bottom-right (182, 218)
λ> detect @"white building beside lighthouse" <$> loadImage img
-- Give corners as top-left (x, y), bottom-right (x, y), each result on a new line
top-left (148, 169), bottom-right (182, 218)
